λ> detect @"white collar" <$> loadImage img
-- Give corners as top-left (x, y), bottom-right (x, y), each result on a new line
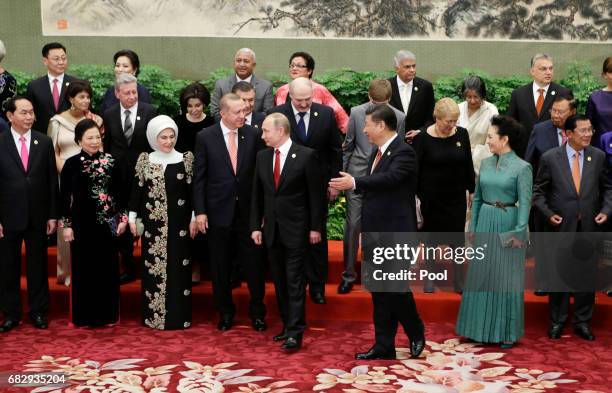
top-left (149, 150), bottom-right (183, 165)
top-left (11, 128), bottom-right (31, 141)
top-left (236, 74), bottom-right (253, 84)
top-left (220, 120), bottom-right (238, 135)
top-left (276, 137), bottom-right (292, 155)
top-left (378, 134), bottom-right (397, 155)
top-left (533, 82), bottom-right (550, 93)
top-left (120, 102), bottom-right (138, 113)
top-left (48, 73), bottom-right (64, 83)
top-left (291, 104), bottom-right (310, 117)
top-left (396, 76), bottom-right (414, 89)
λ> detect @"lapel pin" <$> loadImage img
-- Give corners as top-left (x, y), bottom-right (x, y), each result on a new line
top-left (241, 135), bottom-right (245, 139)
top-left (80, 156), bottom-right (84, 161)
top-left (456, 141), bottom-right (461, 147)
top-left (254, 125), bottom-right (259, 128)
top-left (314, 112), bottom-right (318, 117)
top-left (414, 86), bottom-right (419, 91)
top-left (292, 153), bottom-right (296, 158)
top-left (387, 151), bottom-right (391, 156)
top-left (34, 140), bottom-right (39, 145)
top-left (65, 82), bottom-right (70, 87)
top-left (609, 143), bottom-right (612, 148)
top-left (587, 156), bottom-right (592, 161)
top-left (136, 116), bottom-right (141, 121)
top-left (551, 90), bottom-right (556, 96)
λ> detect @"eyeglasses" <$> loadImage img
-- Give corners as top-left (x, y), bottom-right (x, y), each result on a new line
top-left (289, 64), bottom-right (308, 69)
top-left (549, 109), bottom-right (569, 115)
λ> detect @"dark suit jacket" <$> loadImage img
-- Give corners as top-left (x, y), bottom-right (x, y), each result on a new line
top-left (193, 123), bottom-right (263, 227)
top-left (250, 143), bottom-right (324, 248)
top-left (355, 136), bottom-right (418, 232)
top-left (533, 145), bottom-right (612, 232)
top-left (388, 76), bottom-right (435, 132)
top-left (268, 102), bottom-right (342, 182)
top-left (102, 102), bottom-right (158, 184)
top-left (0, 117), bottom-right (8, 134)
top-left (26, 74), bottom-right (76, 134)
top-left (525, 119), bottom-right (562, 176)
top-left (507, 82), bottom-right (572, 157)
top-left (249, 111), bottom-right (266, 129)
top-left (0, 130), bottom-right (58, 231)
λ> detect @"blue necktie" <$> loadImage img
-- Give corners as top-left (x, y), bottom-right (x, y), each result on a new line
top-left (297, 112), bottom-right (307, 142)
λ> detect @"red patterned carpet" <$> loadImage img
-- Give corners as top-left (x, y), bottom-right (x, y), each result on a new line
top-left (0, 319), bottom-right (610, 392)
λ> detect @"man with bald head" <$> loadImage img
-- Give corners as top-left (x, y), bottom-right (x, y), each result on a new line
top-left (268, 77), bottom-right (342, 304)
top-left (210, 48), bottom-right (274, 120)
top-left (193, 93), bottom-right (267, 333)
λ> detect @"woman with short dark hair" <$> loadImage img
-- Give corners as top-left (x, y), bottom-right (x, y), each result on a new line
top-left (60, 119), bottom-right (127, 327)
top-left (174, 82), bottom-right (214, 154)
top-left (99, 49), bottom-right (153, 114)
top-left (456, 115), bottom-right (533, 349)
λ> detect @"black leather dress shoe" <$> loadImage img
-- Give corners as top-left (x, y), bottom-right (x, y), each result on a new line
top-left (574, 325), bottom-right (595, 341)
top-left (31, 315), bottom-right (48, 329)
top-left (354, 348), bottom-right (395, 360)
top-left (310, 292), bottom-right (326, 304)
top-left (119, 273), bottom-right (136, 285)
top-left (410, 337), bottom-right (425, 358)
top-left (0, 319), bottom-right (19, 333)
top-left (217, 319), bottom-right (233, 331)
top-left (337, 281), bottom-right (353, 294)
top-left (548, 324), bottom-right (563, 339)
top-left (281, 336), bottom-right (302, 351)
top-left (273, 330), bottom-right (287, 342)
top-left (252, 318), bottom-right (267, 332)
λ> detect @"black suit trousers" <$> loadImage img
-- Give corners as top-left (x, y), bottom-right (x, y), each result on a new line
top-left (207, 211), bottom-right (266, 320)
top-left (0, 228), bottom-right (49, 320)
top-left (549, 292), bottom-right (595, 326)
top-left (305, 189), bottom-right (328, 293)
top-left (117, 230), bottom-right (136, 275)
top-left (268, 227), bottom-right (307, 338)
top-left (371, 292), bottom-right (424, 353)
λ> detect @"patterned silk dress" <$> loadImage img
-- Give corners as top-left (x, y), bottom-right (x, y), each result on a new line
top-left (130, 152), bottom-right (194, 330)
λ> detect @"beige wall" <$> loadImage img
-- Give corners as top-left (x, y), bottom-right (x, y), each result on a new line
top-left (1, 1), bottom-right (610, 81)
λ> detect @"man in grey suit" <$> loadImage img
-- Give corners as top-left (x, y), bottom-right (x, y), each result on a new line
top-left (210, 48), bottom-right (274, 120)
top-left (338, 79), bottom-right (406, 294)
top-left (533, 114), bottom-right (612, 342)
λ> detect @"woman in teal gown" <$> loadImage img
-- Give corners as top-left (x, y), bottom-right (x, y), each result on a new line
top-left (456, 115), bottom-right (532, 348)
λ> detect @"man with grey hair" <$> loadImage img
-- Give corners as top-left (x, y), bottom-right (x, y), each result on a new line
top-left (210, 48), bottom-right (274, 120)
top-left (103, 73), bottom-right (158, 284)
top-left (268, 77), bottom-right (342, 304)
top-left (387, 50), bottom-right (435, 137)
top-left (507, 53), bottom-right (572, 158)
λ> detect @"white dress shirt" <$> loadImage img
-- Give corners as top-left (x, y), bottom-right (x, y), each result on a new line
top-left (120, 103), bottom-right (138, 129)
top-left (245, 113), bottom-right (253, 126)
top-left (273, 138), bottom-right (292, 173)
top-left (11, 128), bottom-right (32, 156)
top-left (396, 76), bottom-right (413, 113)
top-left (532, 82), bottom-right (550, 107)
top-left (220, 120), bottom-right (239, 149)
top-left (237, 74), bottom-right (253, 84)
top-left (48, 73), bottom-right (65, 93)
top-left (291, 104), bottom-right (310, 135)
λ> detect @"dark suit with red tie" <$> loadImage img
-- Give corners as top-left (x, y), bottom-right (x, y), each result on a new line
top-left (250, 142), bottom-right (323, 339)
top-left (0, 129), bottom-right (58, 321)
top-left (25, 74), bottom-right (75, 134)
top-left (268, 102), bottom-right (342, 297)
top-left (193, 123), bottom-right (266, 322)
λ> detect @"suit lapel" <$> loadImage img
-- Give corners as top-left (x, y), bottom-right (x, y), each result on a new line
top-left (390, 78), bottom-right (402, 112)
top-left (27, 133), bottom-right (41, 172)
top-left (580, 146), bottom-right (595, 194)
top-left (277, 144), bottom-right (298, 192)
top-left (42, 78), bottom-right (55, 113)
top-left (547, 123), bottom-right (560, 148)
top-left (283, 105), bottom-right (300, 143)
top-left (3, 133), bottom-right (26, 174)
top-left (372, 137), bottom-right (400, 174)
top-left (263, 148), bottom-right (275, 191)
top-left (525, 85), bottom-right (539, 121)
top-left (58, 77), bottom-right (71, 110)
top-left (556, 148), bottom-right (578, 197)
top-left (236, 126), bottom-right (249, 173)
top-left (406, 79), bottom-right (420, 116)
top-left (539, 84), bottom-right (557, 121)
top-left (305, 105), bottom-right (321, 144)
top-left (214, 125), bottom-right (235, 174)
top-left (113, 106), bottom-right (129, 146)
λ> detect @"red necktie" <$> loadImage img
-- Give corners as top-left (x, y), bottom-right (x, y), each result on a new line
top-left (371, 148), bottom-right (382, 174)
top-left (535, 88), bottom-right (544, 116)
top-left (274, 149), bottom-right (281, 190)
top-left (19, 136), bottom-right (29, 171)
top-left (52, 78), bottom-right (60, 111)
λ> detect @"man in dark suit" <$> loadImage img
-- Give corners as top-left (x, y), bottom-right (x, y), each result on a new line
top-left (25, 42), bottom-right (75, 134)
top-left (250, 112), bottom-right (323, 352)
top-left (103, 73), bottom-right (158, 283)
top-left (268, 77), bottom-right (342, 304)
top-left (193, 93), bottom-right (267, 332)
top-left (507, 53), bottom-right (572, 157)
top-left (525, 94), bottom-right (576, 296)
top-left (0, 117), bottom-right (8, 133)
top-left (210, 48), bottom-right (274, 120)
top-left (232, 81), bottom-right (265, 129)
top-left (387, 50), bottom-right (435, 139)
top-left (330, 104), bottom-right (425, 360)
top-left (533, 114), bottom-right (612, 342)
top-left (0, 97), bottom-right (58, 332)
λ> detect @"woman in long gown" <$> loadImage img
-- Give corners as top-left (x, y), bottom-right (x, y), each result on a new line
top-left (49, 80), bottom-right (103, 285)
top-left (129, 115), bottom-right (197, 330)
top-left (456, 115), bottom-right (532, 348)
top-left (60, 119), bottom-right (127, 327)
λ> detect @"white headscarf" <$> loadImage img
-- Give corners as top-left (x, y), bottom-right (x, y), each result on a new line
top-left (146, 115), bottom-right (182, 167)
